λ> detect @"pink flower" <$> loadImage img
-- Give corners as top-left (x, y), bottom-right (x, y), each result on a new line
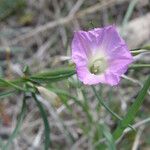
top-left (71, 25), bottom-right (133, 86)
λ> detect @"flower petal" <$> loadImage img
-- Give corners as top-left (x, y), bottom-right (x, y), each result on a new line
top-left (100, 25), bottom-right (126, 54)
top-left (99, 71), bottom-right (121, 86)
top-left (107, 45), bottom-right (133, 75)
top-left (72, 31), bottom-right (91, 59)
top-left (76, 66), bottom-right (121, 86)
top-left (71, 25), bottom-right (133, 86)
top-left (76, 66), bottom-right (101, 85)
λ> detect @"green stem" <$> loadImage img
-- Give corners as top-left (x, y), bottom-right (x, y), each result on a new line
top-left (92, 86), bottom-right (121, 119)
top-left (131, 45), bottom-right (150, 51)
top-left (92, 87), bottom-right (119, 119)
top-left (0, 66), bottom-right (75, 90)
top-left (92, 86), bottom-right (134, 130)
top-left (131, 49), bottom-right (148, 54)
top-left (113, 75), bottom-right (150, 140)
top-left (0, 78), bottom-right (26, 91)
top-left (130, 64), bottom-right (150, 69)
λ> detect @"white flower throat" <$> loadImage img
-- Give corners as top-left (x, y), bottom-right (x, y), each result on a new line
top-left (88, 52), bottom-right (108, 75)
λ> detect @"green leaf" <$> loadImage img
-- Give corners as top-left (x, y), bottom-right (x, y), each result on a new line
top-left (92, 86), bottom-right (134, 131)
top-left (130, 49), bottom-right (148, 55)
top-left (0, 90), bottom-right (15, 99)
top-left (32, 67), bottom-right (75, 76)
top-left (32, 93), bottom-right (50, 150)
top-left (0, 67), bottom-right (76, 90)
top-left (29, 66), bottom-right (75, 83)
top-left (0, 78), bottom-right (26, 92)
top-left (132, 45), bottom-right (150, 51)
top-left (0, 78), bottom-right (23, 87)
top-left (130, 64), bottom-right (150, 69)
top-left (113, 75), bottom-right (150, 140)
top-left (3, 94), bottom-right (27, 149)
top-left (100, 123), bottom-right (116, 150)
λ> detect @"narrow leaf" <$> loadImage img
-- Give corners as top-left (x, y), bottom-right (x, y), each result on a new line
top-left (0, 90), bottom-right (15, 99)
top-left (3, 94), bottom-right (27, 149)
top-left (113, 75), bottom-right (150, 140)
top-left (101, 123), bottom-right (116, 150)
top-left (32, 93), bottom-right (50, 150)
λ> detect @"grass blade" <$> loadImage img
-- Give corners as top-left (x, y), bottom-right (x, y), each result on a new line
top-left (100, 123), bottom-right (116, 150)
top-left (113, 75), bottom-right (150, 140)
top-left (32, 93), bottom-right (50, 150)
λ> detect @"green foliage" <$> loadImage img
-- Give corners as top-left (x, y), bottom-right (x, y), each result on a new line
top-left (130, 64), bottom-right (150, 69)
top-left (100, 123), bottom-right (116, 150)
top-left (113, 75), bottom-right (150, 140)
top-left (30, 67), bottom-right (75, 83)
top-left (0, 66), bottom-right (76, 149)
top-left (0, 57), bottom-right (149, 149)
top-left (0, 66), bottom-right (76, 90)
top-left (2, 95), bottom-right (27, 149)
top-left (32, 93), bottom-right (51, 150)
top-left (0, 90), bottom-right (15, 99)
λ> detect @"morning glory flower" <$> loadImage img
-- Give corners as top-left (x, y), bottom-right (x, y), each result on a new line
top-left (71, 25), bottom-right (133, 86)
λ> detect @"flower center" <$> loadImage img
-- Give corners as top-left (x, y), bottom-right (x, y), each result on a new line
top-left (89, 53), bottom-right (108, 75)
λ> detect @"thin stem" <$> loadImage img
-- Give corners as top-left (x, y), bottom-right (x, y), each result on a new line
top-left (92, 86), bottom-right (134, 130)
top-left (0, 78), bottom-right (26, 92)
top-left (92, 86), bottom-right (121, 119)
top-left (131, 45), bottom-right (150, 51)
top-left (130, 64), bottom-right (150, 69)
top-left (131, 49), bottom-right (148, 54)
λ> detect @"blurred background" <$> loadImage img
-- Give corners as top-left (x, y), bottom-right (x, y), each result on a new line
top-left (0, 0), bottom-right (150, 149)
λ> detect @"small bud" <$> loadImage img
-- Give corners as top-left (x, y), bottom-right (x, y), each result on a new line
top-left (37, 86), bottom-right (61, 107)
